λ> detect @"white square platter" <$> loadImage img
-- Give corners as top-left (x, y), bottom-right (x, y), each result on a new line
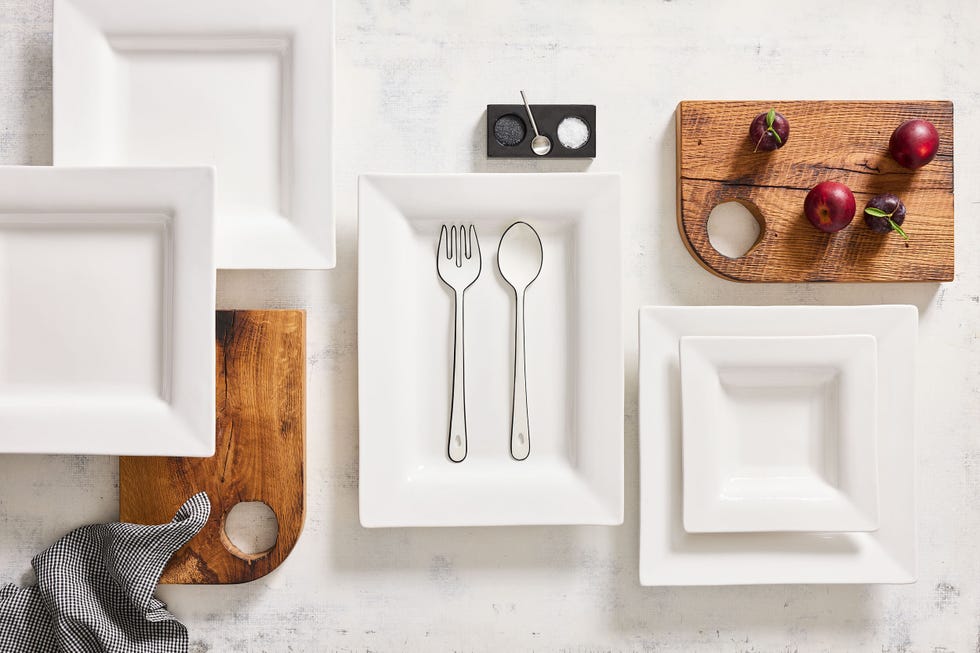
top-left (0, 166), bottom-right (215, 456)
top-left (639, 305), bottom-right (917, 585)
top-left (680, 335), bottom-right (880, 533)
top-left (358, 173), bottom-right (623, 527)
top-left (53, 0), bottom-right (335, 270)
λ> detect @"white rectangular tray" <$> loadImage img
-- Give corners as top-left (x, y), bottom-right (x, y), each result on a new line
top-left (0, 167), bottom-right (215, 456)
top-left (358, 173), bottom-right (623, 527)
top-left (53, 0), bottom-right (335, 270)
top-left (640, 305), bottom-right (917, 585)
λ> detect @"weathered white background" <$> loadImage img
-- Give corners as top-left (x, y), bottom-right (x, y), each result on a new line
top-left (1, 0), bottom-right (979, 650)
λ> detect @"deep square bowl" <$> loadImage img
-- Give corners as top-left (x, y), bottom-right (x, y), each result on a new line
top-left (680, 335), bottom-right (879, 533)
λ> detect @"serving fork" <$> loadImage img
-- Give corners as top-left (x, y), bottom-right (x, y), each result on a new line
top-left (437, 224), bottom-right (482, 462)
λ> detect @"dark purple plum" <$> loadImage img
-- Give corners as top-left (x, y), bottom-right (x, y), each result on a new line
top-left (749, 108), bottom-right (790, 152)
top-left (864, 193), bottom-right (909, 240)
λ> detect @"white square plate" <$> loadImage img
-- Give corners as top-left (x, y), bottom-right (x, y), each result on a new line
top-left (53, 0), bottom-right (334, 270)
top-left (0, 166), bottom-right (215, 456)
top-left (681, 335), bottom-right (879, 533)
top-left (358, 174), bottom-right (623, 527)
top-left (640, 306), bottom-right (917, 585)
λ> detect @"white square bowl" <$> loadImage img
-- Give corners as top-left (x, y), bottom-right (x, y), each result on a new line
top-left (639, 305), bottom-right (917, 585)
top-left (358, 173), bottom-right (623, 527)
top-left (53, 0), bottom-right (334, 270)
top-left (0, 166), bottom-right (215, 456)
top-left (680, 335), bottom-right (879, 533)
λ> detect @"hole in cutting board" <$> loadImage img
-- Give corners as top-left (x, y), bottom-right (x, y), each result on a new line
top-left (706, 200), bottom-right (764, 259)
top-left (220, 501), bottom-right (279, 561)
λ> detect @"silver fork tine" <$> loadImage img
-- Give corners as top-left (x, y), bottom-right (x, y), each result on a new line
top-left (454, 225), bottom-right (462, 268)
top-left (469, 225), bottom-right (478, 259)
top-left (448, 225), bottom-right (454, 266)
top-left (439, 225), bottom-right (448, 259)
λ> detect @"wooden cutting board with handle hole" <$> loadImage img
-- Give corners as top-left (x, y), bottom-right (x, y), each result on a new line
top-left (119, 310), bottom-right (306, 584)
top-left (676, 100), bottom-right (954, 282)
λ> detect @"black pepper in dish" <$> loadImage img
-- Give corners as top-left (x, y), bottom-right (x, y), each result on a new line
top-left (493, 114), bottom-right (526, 146)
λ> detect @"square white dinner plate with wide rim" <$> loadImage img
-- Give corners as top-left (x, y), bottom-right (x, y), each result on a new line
top-left (53, 0), bottom-right (334, 270)
top-left (0, 166), bottom-right (215, 456)
top-left (639, 305), bottom-right (917, 585)
top-left (358, 173), bottom-right (623, 527)
top-left (680, 334), bottom-right (880, 533)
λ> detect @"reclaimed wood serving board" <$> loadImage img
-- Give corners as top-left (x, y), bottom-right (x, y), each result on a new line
top-left (676, 100), bottom-right (954, 282)
top-left (120, 310), bottom-right (306, 584)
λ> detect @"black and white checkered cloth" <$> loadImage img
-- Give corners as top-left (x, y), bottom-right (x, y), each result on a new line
top-left (0, 493), bottom-right (210, 653)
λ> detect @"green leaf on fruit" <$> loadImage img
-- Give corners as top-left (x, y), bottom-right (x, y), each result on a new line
top-left (865, 207), bottom-right (890, 218)
top-left (769, 128), bottom-right (782, 145)
top-left (888, 218), bottom-right (910, 241)
top-left (766, 108), bottom-right (776, 129)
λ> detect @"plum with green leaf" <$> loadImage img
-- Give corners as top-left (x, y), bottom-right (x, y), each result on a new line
top-left (864, 193), bottom-right (909, 241)
top-left (750, 108), bottom-right (790, 152)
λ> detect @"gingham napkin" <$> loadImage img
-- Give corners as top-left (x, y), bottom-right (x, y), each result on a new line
top-left (0, 493), bottom-right (210, 653)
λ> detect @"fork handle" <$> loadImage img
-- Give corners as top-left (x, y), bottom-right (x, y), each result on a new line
top-left (510, 291), bottom-right (530, 461)
top-left (448, 290), bottom-right (467, 462)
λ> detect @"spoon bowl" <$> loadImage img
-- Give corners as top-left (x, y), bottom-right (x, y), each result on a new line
top-left (498, 221), bottom-right (543, 291)
top-left (530, 134), bottom-right (552, 156)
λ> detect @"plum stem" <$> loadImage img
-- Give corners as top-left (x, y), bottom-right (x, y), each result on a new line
top-left (866, 206), bottom-right (897, 218)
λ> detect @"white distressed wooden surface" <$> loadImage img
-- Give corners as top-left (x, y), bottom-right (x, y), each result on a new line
top-left (2, 0), bottom-right (979, 650)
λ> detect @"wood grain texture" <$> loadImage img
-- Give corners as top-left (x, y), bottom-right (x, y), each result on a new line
top-left (676, 100), bottom-right (954, 282)
top-left (119, 310), bottom-right (306, 584)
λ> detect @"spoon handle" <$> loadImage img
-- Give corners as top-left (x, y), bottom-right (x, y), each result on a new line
top-left (520, 90), bottom-right (541, 137)
top-left (448, 290), bottom-right (467, 462)
top-left (510, 291), bottom-right (530, 461)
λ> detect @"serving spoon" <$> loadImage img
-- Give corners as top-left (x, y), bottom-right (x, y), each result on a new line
top-left (497, 221), bottom-right (543, 461)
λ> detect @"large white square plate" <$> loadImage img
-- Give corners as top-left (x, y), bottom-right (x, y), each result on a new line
top-left (640, 306), bottom-right (917, 585)
top-left (358, 173), bottom-right (623, 527)
top-left (53, 0), bottom-right (334, 270)
top-left (681, 335), bottom-right (879, 533)
top-left (0, 166), bottom-right (215, 456)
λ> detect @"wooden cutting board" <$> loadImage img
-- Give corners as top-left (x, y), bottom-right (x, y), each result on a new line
top-left (676, 100), bottom-right (954, 282)
top-left (119, 310), bottom-right (306, 584)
